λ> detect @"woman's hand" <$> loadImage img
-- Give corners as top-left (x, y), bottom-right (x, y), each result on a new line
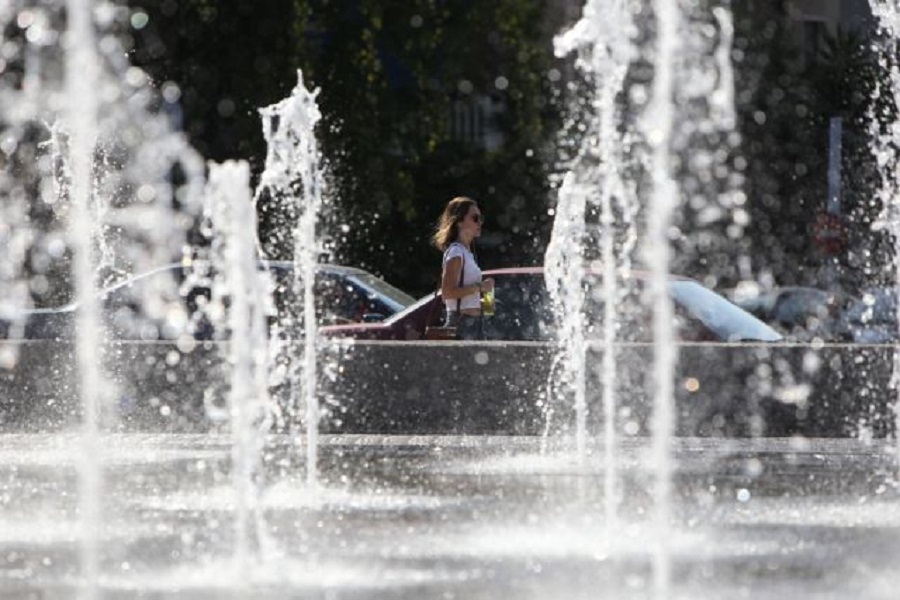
top-left (481, 278), bottom-right (494, 293)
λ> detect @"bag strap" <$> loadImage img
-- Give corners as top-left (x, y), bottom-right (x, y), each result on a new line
top-left (456, 248), bottom-right (465, 313)
top-left (428, 244), bottom-right (466, 324)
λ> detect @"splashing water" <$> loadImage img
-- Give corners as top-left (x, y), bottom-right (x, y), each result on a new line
top-left (205, 161), bottom-right (274, 580)
top-left (551, 2), bottom-right (739, 597)
top-left (65, 3), bottom-right (104, 597)
top-left (256, 71), bottom-right (327, 493)
top-left (643, 2), bottom-right (679, 596)
top-left (643, 3), bottom-right (739, 596)
top-left (9, 2), bottom-right (890, 599)
top-left (544, 169), bottom-right (588, 451)
top-left (551, 0), bottom-right (636, 537)
top-left (3, 4), bottom-right (331, 589)
top-left (867, 0), bottom-right (900, 467)
top-left (3, 3), bottom-right (208, 594)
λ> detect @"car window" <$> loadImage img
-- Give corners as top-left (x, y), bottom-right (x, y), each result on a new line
top-left (485, 274), bottom-right (778, 343)
top-left (582, 280), bottom-right (718, 342)
top-left (267, 266), bottom-right (335, 325)
top-left (347, 272), bottom-right (415, 311)
top-left (383, 292), bottom-right (439, 325)
top-left (490, 276), bottom-right (556, 341)
top-left (316, 274), bottom-right (374, 324)
top-left (268, 266), bottom-right (411, 326)
top-left (102, 267), bottom-right (214, 340)
top-left (269, 269), bottom-right (370, 325)
top-left (846, 289), bottom-right (897, 325)
top-left (583, 282), bottom-right (645, 341)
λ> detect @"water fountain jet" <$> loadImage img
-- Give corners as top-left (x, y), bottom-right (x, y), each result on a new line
top-left (256, 70), bottom-right (327, 494)
top-left (65, 2), bottom-right (104, 596)
top-left (2, 3), bottom-right (900, 599)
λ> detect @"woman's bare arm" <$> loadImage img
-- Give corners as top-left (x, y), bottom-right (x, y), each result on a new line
top-left (441, 256), bottom-right (480, 300)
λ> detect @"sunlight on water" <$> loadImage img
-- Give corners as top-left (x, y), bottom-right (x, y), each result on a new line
top-left (868, 0), bottom-right (900, 468)
top-left (3, 2), bottom-right (900, 599)
top-left (257, 71), bottom-right (327, 493)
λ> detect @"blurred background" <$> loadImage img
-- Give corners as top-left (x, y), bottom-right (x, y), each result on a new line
top-left (4, 0), bottom-right (890, 299)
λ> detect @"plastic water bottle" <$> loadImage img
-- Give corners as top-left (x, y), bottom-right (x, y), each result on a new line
top-left (481, 290), bottom-right (495, 316)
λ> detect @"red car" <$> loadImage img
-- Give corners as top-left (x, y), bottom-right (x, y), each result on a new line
top-left (319, 267), bottom-right (781, 343)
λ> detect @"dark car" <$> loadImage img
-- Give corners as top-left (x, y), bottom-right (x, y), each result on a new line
top-left (730, 286), bottom-right (845, 340)
top-left (0, 261), bottom-right (413, 430)
top-left (0, 261), bottom-right (414, 341)
top-left (316, 268), bottom-right (790, 437)
top-left (834, 287), bottom-right (898, 343)
top-left (320, 267), bottom-right (782, 343)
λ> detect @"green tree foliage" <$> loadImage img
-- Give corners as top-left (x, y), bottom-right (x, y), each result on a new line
top-left (731, 1), bottom-right (822, 285)
top-left (809, 26), bottom-right (896, 286)
top-left (293, 0), bottom-right (561, 293)
top-left (732, 2), bottom-right (887, 290)
top-left (128, 0), bottom-right (302, 170)
top-left (132, 2), bottom-right (889, 295)
top-left (132, 0), bottom-right (561, 295)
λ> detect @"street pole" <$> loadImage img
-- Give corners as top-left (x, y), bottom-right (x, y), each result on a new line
top-left (825, 116), bottom-right (842, 288)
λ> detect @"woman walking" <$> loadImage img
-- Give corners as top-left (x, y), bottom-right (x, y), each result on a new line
top-left (432, 196), bottom-right (494, 340)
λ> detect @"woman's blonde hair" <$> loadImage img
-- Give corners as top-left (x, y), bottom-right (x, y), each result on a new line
top-left (432, 196), bottom-right (477, 251)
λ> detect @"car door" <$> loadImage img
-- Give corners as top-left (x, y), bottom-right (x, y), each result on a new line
top-left (489, 275), bottom-right (556, 341)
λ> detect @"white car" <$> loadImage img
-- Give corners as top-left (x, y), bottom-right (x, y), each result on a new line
top-left (0, 262), bottom-right (414, 341)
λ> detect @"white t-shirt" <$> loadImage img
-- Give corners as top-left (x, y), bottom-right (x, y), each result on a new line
top-left (443, 242), bottom-right (482, 312)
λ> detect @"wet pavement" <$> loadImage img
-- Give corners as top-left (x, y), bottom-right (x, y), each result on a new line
top-left (0, 433), bottom-right (898, 599)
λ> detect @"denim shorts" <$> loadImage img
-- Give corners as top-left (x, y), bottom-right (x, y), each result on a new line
top-left (456, 314), bottom-right (485, 340)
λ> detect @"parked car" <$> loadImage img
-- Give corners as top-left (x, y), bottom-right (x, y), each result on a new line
top-left (834, 287), bottom-right (898, 343)
top-left (0, 260), bottom-right (413, 431)
top-left (0, 261), bottom-right (414, 341)
top-left (730, 286), bottom-right (845, 340)
top-left (320, 267), bottom-right (782, 343)
top-left (316, 267), bottom-right (796, 437)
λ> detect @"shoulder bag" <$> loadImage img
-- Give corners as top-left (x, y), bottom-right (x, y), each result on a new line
top-left (424, 247), bottom-right (464, 340)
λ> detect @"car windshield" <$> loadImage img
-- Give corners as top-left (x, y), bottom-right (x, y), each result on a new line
top-left (347, 272), bottom-right (415, 311)
top-left (384, 292), bottom-right (438, 325)
top-left (481, 274), bottom-right (781, 342)
top-left (668, 280), bottom-right (782, 342)
top-left (362, 272), bottom-right (782, 343)
top-left (490, 276), bottom-right (556, 340)
top-left (736, 293), bottom-right (777, 318)
top-left (269, 266), bottom-right (414, 325)
top-left (69, 263), bottom-right (412, 329)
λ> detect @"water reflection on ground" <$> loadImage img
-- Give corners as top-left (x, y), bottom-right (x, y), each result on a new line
top-left (0, 434), bottom-right (898, 599)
